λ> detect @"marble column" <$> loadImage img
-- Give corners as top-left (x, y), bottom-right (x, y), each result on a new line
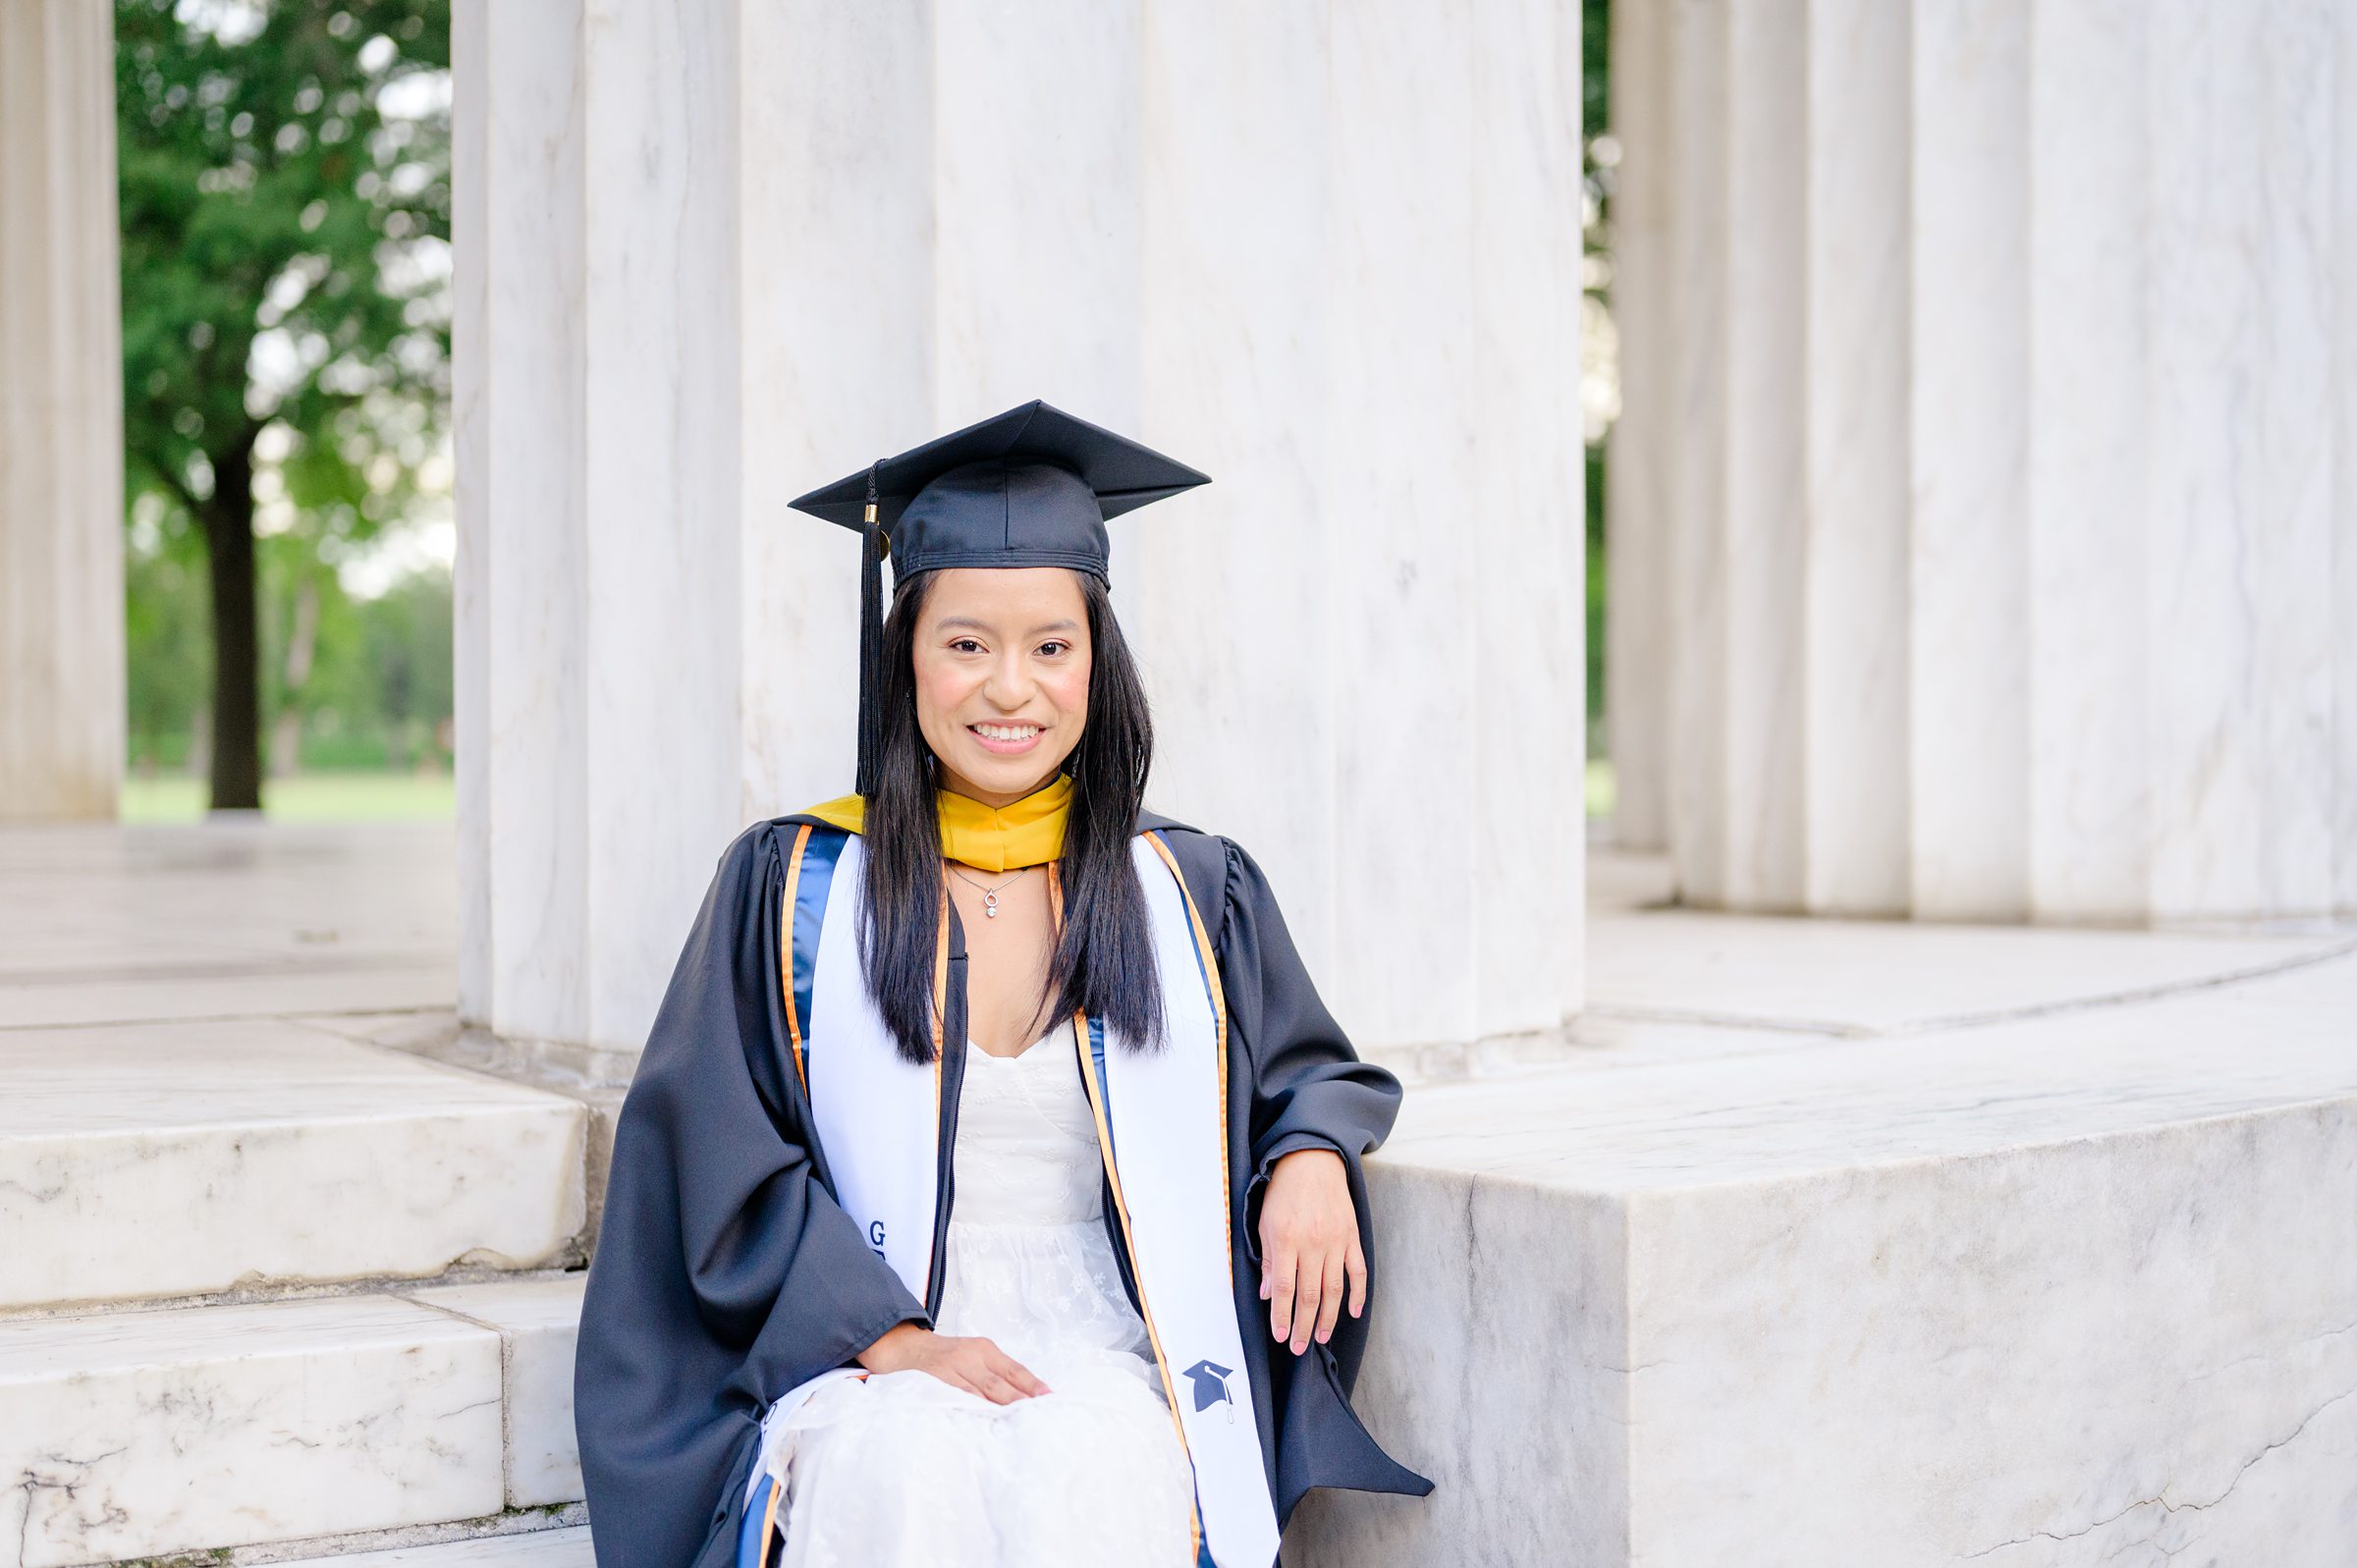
top-left (455, 0), bottom-right (1587, 1070)
top-left (0, 0), bottom-right (124, 823)
top-left (1614, 0), bottom-right (2357, 924)
top-left (1126, 0), bottom-right (1588, 1054)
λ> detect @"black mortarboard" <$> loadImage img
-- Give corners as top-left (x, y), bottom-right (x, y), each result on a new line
top-left (788, 399), bottom-right (1211, 796)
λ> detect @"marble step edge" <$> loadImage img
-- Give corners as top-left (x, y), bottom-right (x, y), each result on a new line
top-left (289, 1011), bottom-right (629, 1258)
top-left (0, 1262), bottom-right (587, 1325)
top-left (56, 1512), bottom-right (589, 1568)
top-left (342, 1004), bottom-right (1604, 1093)
top-left (6, 1278), bottom-right (589, 1568)
top-left (1363, 1026), bottom-right (1592, 1085)
top-left (2, 1020), bottom-right (597, 1313)
top-left (296, 1010), bottom-right (636, 1100)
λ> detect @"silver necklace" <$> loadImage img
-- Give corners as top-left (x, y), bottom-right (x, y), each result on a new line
top-left (947, 861), bottom-right (1030, 918)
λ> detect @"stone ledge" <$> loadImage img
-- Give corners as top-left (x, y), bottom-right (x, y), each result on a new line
top-left (0, 1016), bottom-right (587, 1310)
top-left (1288, 946), bottom-right (2357, 1567)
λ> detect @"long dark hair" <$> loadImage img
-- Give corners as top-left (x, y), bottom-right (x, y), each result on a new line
top-left (856, 567), bottom-right (1167, 1065)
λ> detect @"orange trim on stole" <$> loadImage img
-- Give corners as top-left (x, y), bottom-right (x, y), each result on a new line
top-left (1069, 1004), bottom-right (1205, 1568)
top-left (780, 825), bottom-right (813, 1096)
top-left (756, 1469), bottom-right (783, 1565)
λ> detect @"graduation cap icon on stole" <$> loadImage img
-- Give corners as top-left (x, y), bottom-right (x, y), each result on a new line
top-left (1181, 1357), bottom-right (1237, 1418)
top-left (788, 400), bottom-right (1211, 797)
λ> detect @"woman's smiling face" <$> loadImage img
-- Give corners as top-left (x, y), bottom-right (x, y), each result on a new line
top-left (912, 567), bottom-right (1092, 806)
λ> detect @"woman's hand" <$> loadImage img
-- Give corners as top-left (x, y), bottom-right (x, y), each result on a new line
top-left (1256, 1146), bottom-right (1365, 1356)
top-left (856, 1322), bottom-right (1051, 1403)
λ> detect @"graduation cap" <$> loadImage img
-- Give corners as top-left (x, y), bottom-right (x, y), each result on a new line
top-left (788, 400), bottom-right (1211, 796)
top-left (1181, 1356), bottom-right (1235, 1415)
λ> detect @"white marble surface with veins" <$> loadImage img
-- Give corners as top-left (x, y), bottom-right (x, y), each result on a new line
top-left (0, 1295), bottom-right (505, 1568)
top-left (408, 1274), bottom-right (589, 1508)
top-left (0, 1015), bottom-right (585, 1310)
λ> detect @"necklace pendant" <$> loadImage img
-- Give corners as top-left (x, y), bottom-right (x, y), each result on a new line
top-left (983, 892), bottom-right (1000, 918)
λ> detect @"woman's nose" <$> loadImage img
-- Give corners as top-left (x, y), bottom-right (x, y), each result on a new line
top-left (981, 654), bottom-right (1028, 706)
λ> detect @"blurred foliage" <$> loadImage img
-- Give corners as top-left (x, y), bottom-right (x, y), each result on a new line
top-left (129, 540), bottom-right (452, 776)
top-left (294, 556), bottom-right (454, 765)
top-left (124, 516), bottom-right (212, 755)
top-left (117, 0), bottom-right (452, 801)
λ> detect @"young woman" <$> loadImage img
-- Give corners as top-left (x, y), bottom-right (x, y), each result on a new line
top-left (573, 401), bottom-right (1432, 1568)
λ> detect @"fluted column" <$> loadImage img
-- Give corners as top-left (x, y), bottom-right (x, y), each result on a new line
top-left (0, 0), bottom-right (124, 823)
top-left (455, 0), bottom-right (930, 1071)
top-left (1127, 0), bottom-right (1588, 1052)
top-left (1614, 0), bottom-right (2357, 923)
top-left (456, 0), bottom-right (1587, 1068)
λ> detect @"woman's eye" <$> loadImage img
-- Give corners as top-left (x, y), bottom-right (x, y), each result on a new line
top-left (1038, 640), bottom-right (1069, 657)
top-left (951, 638), bottom-right (983, 654)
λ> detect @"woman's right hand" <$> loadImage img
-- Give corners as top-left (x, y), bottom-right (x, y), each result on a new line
top-left (855, 1322), bottom-right (1051, 1403)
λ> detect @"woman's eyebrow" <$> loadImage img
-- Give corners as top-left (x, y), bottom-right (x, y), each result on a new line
top-left (935, 616), bottom-right (1081, 635)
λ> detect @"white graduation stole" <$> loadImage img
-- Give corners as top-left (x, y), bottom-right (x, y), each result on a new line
top-left (746, 830), bottom-right (1279, 1568)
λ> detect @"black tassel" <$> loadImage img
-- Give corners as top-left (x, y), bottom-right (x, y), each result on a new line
top-left (854, 459), bottom-right (887, 799)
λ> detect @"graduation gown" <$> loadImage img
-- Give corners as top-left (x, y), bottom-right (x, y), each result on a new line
top-left (572, 806), bottom-right (1433, 1568)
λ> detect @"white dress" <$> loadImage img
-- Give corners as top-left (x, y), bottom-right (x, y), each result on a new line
top-left (769, 1034), bottom-right (1200, 1568)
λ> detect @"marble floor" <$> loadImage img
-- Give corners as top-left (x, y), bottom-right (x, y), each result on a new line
top-left (0, 817), bottom-right (457, 1028)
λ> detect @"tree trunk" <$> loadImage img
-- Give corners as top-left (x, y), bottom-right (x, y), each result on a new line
top-left (201, 438), bottom-right (262, 812)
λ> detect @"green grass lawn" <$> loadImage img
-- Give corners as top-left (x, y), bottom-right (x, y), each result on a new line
top-left (122, 770), bottom-right (458, 822)
top-left (1585, 756), bottom-right (1614, 819)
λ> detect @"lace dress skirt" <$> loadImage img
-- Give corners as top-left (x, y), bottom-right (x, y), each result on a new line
top-left (767, 1037), bottom-right (1199, 1568)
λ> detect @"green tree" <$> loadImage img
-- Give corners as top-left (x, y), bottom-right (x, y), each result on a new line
top-left (117, 0), bottom-right (449, 809)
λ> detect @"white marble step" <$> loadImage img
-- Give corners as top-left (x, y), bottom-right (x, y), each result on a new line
top-left (0, 1016), bottom-right (586, 1310)
top-left (0, 1276), bottom-right (586, 1568)
top-left (406, 1276), bottom-right (591, 1508)
top-left (268, 1529), bottom-right (594, 1568)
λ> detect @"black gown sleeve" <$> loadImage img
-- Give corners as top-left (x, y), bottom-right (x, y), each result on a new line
top-left (573, 822), bottom-right (932, 1568)
top-left (1212, 834), bottom-right (1435, 1524)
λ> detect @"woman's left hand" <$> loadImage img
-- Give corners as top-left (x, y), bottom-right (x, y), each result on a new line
top-left (1257, 1146), bottom-right (1365, 1355)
